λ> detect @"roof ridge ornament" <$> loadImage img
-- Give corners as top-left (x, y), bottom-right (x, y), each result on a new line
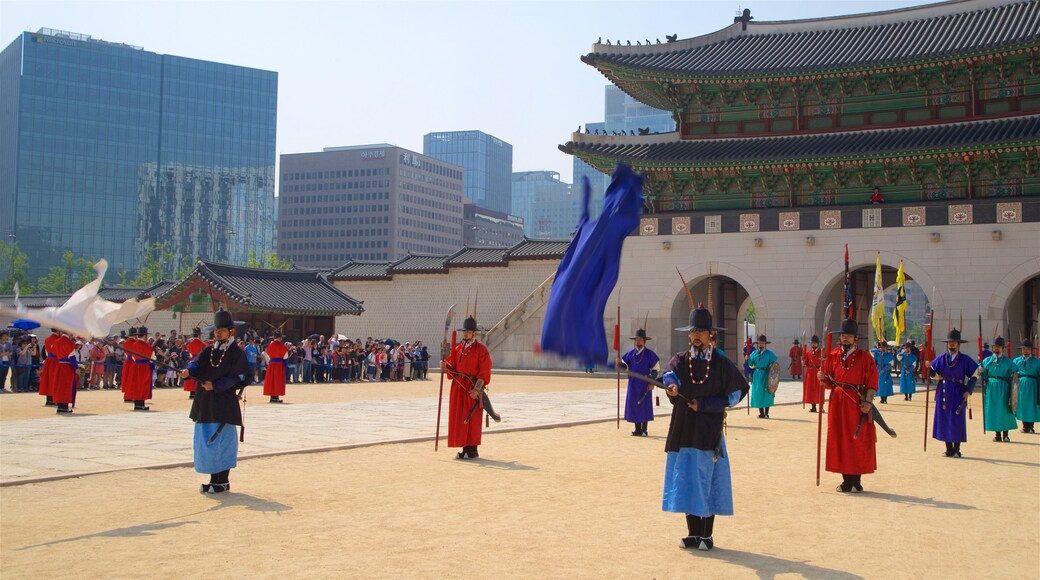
top-left (735, 8), bottom-right (754, 31)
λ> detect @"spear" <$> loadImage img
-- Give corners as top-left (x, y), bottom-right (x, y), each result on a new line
top-left (923, 293), bottom-right (935, 452)
top-left (434, 303), bottom-right (457, 451)
top-left (615, 289), bottom-right (621, 430)
top-left (978, 310), bottom-right (984, 431)
top-left (816, 302), bottom-right (833, 486)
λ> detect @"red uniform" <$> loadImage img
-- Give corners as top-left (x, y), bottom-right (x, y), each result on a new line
top-left (445, 339), bottom-right (492, 448)
top-left (789, 344), bottom-right (803, 378)
top-left (39, 333), bottom-right (61, 398)
top-left (48, 335), bottom-right (78, 405)
top-left (823, 346), bottom-right (880, 475)
top-left (263, 340), bottom-right (288, 397)
top-left (802, 346), bottom-right (823, 405)
top-left (124, 339), bottom-right (154, 402)
top-left (183, 338), bottom-right (207, 393)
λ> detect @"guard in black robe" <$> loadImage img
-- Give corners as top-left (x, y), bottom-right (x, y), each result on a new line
top-left (180, 310), bottom-right (251, 493)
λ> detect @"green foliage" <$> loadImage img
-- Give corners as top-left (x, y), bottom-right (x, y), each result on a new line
top-left (245, 250), bottom-right (293, 270)
top-left (35, 251), bottom-right (96, 294)
top-left (0, 241), bottom-right (32, 294)
top-left (744, 302), bottom-right (756, 324)
top-left (128, 242), bottom-right (193, 287)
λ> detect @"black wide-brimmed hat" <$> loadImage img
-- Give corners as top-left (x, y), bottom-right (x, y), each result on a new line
top-left (130, 326), bottom-right (148, 337)
top-left (630, 328), bottom-right (652, 341)
top-left (941, 329), bottom-right (963, 343)
top-left (458, 316), bottom-right (478, 332)
top-left (1021, 339), bottom-right (1034, 349)
top-left (756, 334), bottom-right (771, 344)
top-left (811, 335), bottom-right (820, 343)
top-left (992, 337), bottom-right (1005, 347)
top-left (675, 305), bottom-right (724, 332)
top-left (830, 319), bottom-right (865, 338)
top-left (204, 309), bottom-right (246, 333)
top-left (793, 339), bottom-right (800, 345)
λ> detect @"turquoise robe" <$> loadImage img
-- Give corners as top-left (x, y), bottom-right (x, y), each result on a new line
top-left (749, 348), bottom-right (777, 408)
top-left (981, 355), bottom-right (1018, 432)
top-left (1013, 356), bottom-right (1040, 423)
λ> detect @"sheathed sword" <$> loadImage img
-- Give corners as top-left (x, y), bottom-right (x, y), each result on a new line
top-left (824, 374), bottom-right (898, 439)
top-left (624, 370), bottom-right (693, 404)
top-left (448, 367), bottom-right (501, 424)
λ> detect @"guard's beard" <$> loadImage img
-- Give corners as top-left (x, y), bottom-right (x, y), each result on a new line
top-left (841, 343), bottom-right (853, 353)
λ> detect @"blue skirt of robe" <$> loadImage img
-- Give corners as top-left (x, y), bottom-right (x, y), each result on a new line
top-left (194, 422), bottom-right (239, 474)
top-left (662, 438), bottom-right (733, 517)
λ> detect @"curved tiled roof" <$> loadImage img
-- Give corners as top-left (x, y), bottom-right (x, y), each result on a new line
top-left (156, 260), bottom-right (363, 316)
top-left (507, 238), bottom-right (572, 259)
top-left (445, 246), bottom-right (511, 266)
top-left (584, 0), bottom-right (1040, 77)
top-left (328, 261), bottom-right (392, 280)
top-left (561, 115), bottom-right (1040, 165)
top-left (389, 253), bottom-right (450, 274)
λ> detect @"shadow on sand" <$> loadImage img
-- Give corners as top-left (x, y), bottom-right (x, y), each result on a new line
top-left (692, 547), bottom-right (864, 580)
top-left (457, 458), bottom-right (538, 471)
top-left (860, 491), bottom-right (975, 510)
top-left (16, 492), bottom-right (290, 550)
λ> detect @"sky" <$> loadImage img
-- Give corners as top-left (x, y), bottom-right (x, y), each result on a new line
top-left (1, 0), bottom-right (935, 184)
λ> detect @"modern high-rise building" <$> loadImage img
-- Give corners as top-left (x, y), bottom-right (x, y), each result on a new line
top-left (423, 130), bottom-right (513, 214)
top-left (511, 171), bottom-right (581, 239)
top-left (278, 144), bottom-right (464, 268)
top-left (0, 28), bottom-right (278, 281)
top-left (462, 202), bottom-right (524, 247)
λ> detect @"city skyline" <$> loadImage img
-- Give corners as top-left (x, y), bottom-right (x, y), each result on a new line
top-left (1, 1), bottom-right (934, 186)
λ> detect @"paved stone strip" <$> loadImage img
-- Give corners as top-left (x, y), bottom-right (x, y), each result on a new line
top-left (0, 382), bottom-right (805, 485)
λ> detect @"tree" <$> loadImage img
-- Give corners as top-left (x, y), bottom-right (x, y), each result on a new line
top-left (35, 251), bottom-right (96, 294)
top-left (744, 302), bottom-right (756, 324)
top-left (0, 240), bottom-right (32, 294)
top-left (245, 250), bottom-right (293, 270)
top-left (128, 242), bottom-right (194, 287)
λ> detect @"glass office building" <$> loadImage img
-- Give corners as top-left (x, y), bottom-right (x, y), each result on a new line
top-left (0, 29), bottom-right (277, 281)
top-left (423, 130), bottom-right (513, 215)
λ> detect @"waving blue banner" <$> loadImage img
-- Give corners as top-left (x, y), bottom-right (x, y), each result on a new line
top-left (540, 163), bottom-right (643, 366)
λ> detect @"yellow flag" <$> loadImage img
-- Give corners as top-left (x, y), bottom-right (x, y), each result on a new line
top-left (870, 252), bottom-right (885, 342)
top-left (893, 260), bottom-right (907, 344)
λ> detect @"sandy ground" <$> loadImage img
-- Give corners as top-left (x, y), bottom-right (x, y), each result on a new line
top-left (0, 372), bottom-right (616, 421)
top-left (1, 384), bottom-right (1038, 579)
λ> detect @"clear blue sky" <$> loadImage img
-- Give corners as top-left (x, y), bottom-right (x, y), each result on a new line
top-left (1, 0), bottom-right (933, 183)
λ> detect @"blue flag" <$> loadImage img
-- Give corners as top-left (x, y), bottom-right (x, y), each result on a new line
top-left (540, 163), bottom-right (644, 366)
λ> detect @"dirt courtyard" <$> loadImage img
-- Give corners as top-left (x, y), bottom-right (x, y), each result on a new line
top-left (1, 381), bottom-right (1038, 579)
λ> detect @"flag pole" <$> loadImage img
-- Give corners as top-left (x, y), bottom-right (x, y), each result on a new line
top-left (615, 289), bottom-right (621, 429)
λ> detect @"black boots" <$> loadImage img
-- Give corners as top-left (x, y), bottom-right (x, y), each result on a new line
top-left (681, 514), bottom-right (715, 550)
top-left (56, 403), bottom-right (72, 414)
top-left (631, 422), bottom-right (648, 436)
top-left (200, 469), bottom-right (231, 493)
top-left (269, 396), bottom-right (283, 403)
top-left (758, 408), bottom-right (770, 418)
top-left (809, 404), bottom-right (817, 413)
top-left (836, 474), bottom-right (863, 493)
top-left (944, 442), bottom-right (962, 457)
top-left (1022, 422), bottom-right (1035, 434)
top-left (133, 400), bottom-right (149, 411)
top-left (456, 446), bottom-right (479, 459)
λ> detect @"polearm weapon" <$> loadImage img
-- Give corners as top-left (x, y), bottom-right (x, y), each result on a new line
top-left (978, 310), bottom-right (985, 433)
top-left (923, 296), bottom-right (935, 452)
top-left (800, 329), bottom-right (807, 408)
top-left (815, 302), bottom-right (833, 486)
top-left (434, 304), bottom-right (456, 451)
top-left (961, 310), bottom-right (972, 421)
top-left (615, 291), bottom-right (621, 430)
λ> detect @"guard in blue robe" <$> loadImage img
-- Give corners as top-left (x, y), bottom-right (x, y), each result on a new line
top-left (661, 305), bottom-right (749, 551)
top-left (980, 337), bottom-right (1017, 441)
top-left (930, 329), bottom-right (979, 457)
top-left (1014, 339), bottom-right (1039, 433)
top-left (618, 327), bottom-right (660, 436)
top-left (871, 342), bottom-right (895, 403)
top-left (748, 335), bottom-right (777, 418)
top-left (897, 344), bottom-right (918, 400)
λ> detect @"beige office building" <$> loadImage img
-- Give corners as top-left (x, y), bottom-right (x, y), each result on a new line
top-left (279, 144), bottom-right (464, 268)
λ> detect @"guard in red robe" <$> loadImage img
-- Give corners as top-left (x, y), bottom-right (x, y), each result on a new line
top-left (820, 320), bottom-right (879, 493)
top-left (123, 326), bottom-right (154, 411)
top-left (183, 328), bottom-right (207, 399)
top-left (444, 316), bottom-right (492, 459)
top-left (263, 333), bottom-right (288, 403)
top-left (120, 333), bottom-right (136, 403)
top-left (48, 334), bottom-right (78, 414)
top-left (39, 330), bottom-right (62, 406)
top-left (802, 335), bottom-right (824, 412)
top-left (788, 340), bottom-right (803, 380)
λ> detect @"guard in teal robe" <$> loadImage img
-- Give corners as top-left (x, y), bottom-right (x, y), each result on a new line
top-left (1013, 339), bottom-right (1039, 433)
top-left (980, 337), bottom-right (1017, 441)
top-left (748, 335), bottom-right (777, 418)
top-left (897, 345), bottom-right (918, 400)
top-left (871, 343), bottom-right (895, 403)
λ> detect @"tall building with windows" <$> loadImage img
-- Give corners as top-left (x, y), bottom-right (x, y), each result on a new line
top-left (423, 130), bottom-right (513, 214)
top-left (511, 171), bottom-right (581, 239)
top-left (278, 145), bottom-right (464, 268)
top-left (0, 28), bottom-right (278, 280)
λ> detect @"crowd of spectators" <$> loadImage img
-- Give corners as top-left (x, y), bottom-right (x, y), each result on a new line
top-left (0, 327), bottom-right (434, 393)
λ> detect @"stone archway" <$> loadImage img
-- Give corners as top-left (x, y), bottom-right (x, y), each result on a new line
top-left (991, 258), bottom-right (1040, 343)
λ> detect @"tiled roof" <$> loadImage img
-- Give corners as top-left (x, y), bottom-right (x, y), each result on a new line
top-left (507, 238), bottom-right (572, 260)
top-left (156, 260), bottom-right (364, 316)
top-left (561, 115), bottom-right (1040, 165)
top-left (328, 261), bottom-right (393, 280)
top-left (0, 283), bottom-right (174, 309)
top-left (584, 0), bottom-right (1040, 76)
top-left (445, 246), bottom-right (511, 266)
top-left (389, 253), bottom-right (450, 274)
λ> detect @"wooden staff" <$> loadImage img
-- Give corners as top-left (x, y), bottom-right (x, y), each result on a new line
top-left (816, 303), bottom-right (833, 486)
top-left (615, 291), bottom-right (621, 429)
top-left (923, 304), bottom-right (935, 452)
top-left (434, 304), bottom-right (456, 451)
